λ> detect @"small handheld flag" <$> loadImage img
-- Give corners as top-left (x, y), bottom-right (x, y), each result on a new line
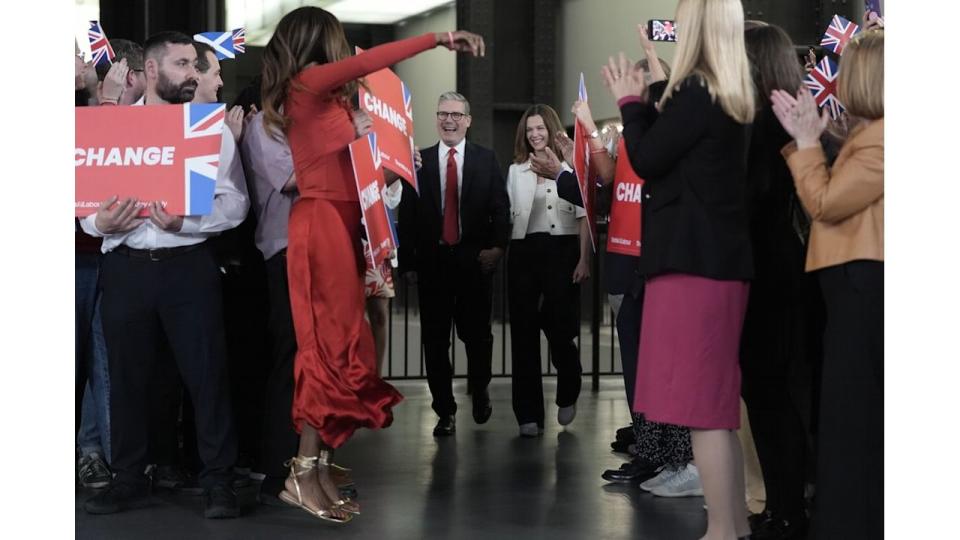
top-left (232, 28), bottom-right (245, 54)
top-left (88, 21), bottom-right (115, 68)
top-left (804, 56), bottom-right (844, 120)
top-left (820, 15), bottom-right (860, 56)
top-left (193, 31), bottom-right (238, 60)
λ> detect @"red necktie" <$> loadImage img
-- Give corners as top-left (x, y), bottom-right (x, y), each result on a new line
top-left (443, 148), bottom-right (460, 245)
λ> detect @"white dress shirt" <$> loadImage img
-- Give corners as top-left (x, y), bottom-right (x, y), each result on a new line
top-left (81, 118), bottom-right (249, 252)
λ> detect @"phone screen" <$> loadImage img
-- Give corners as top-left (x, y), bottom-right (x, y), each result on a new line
top-left (648, 19), bottom-right (677, 42)
top-left (865, 0), bottom-right (882, 17)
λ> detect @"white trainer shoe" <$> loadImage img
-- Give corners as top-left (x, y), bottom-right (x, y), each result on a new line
top-left (650, 463), bottom-right (704, 498)
top-left (639, 466), bottom-right (675, 492)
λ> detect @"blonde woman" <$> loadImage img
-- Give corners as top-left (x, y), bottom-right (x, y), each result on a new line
top-left (601, 0), bottom-right (756, 538)
top-left (771, 30), bottom-right (883, 540)
top-left (506, 104), bottom-right (590, 437)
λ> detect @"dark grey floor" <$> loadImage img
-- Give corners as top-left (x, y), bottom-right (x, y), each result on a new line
top-left (76, 377), bottom-right (707, 539)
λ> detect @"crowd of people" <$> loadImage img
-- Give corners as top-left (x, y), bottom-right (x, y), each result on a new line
top-left (75, 1), bottom-right (884, 538)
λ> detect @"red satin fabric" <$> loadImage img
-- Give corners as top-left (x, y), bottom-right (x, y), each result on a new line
top-left (287, 198), bottom-right (403, 448)
top-left (281, 35), bottom-right (438, 448)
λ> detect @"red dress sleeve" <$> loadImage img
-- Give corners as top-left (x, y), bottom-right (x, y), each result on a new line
top-left (295, 33), bottom-right (438, 95)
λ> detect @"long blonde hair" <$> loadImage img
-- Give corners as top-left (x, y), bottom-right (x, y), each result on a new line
top-left (260, 6), bottom-right (354, 136)
top-left (659, 0), bottom-right (755, 124)
top-left (838, 30), bottom-right (883, 120)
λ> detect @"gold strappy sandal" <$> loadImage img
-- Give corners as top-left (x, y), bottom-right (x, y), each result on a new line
top-left (278, 455), bottom-right (353, 524)
top-left (319, 450), bottom-right (360, 515)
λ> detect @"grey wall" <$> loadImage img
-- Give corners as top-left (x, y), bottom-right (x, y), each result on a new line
top-left (557, 0), bottom-right (679, 126)
top-left (394, 6), bottom-right (458, 149)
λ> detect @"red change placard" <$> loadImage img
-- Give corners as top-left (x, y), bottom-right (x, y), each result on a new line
top-left (357, 46), bottom-right (418, 192)
top-left (75, 103), bottom-right (224, 216)
top-left (606, 138), bottom-right (643, 257)
top-left (349, 132), bottom-right (398, 270)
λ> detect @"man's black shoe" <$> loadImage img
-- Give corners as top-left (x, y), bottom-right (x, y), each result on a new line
top-left (203, 484), bottom-right (240, 519)
top-left (472, 389), bottom-right (492, 424)
top-left (752, 514), bottom-right (808, 540)
top-left (84, 481), bottom-right (151, 515)
top-left (615, 425), bottom-right (635, 442)
top-left (152, 464), bottom-right (192, 490)
top-left (601, 458), bottom-right (660, 483)
top-left (433, 415), bottom-right (456, 436)
top-left (749, 511), bottom-right (774, 531)
top-left (610, 439), bottom-right (638, 455)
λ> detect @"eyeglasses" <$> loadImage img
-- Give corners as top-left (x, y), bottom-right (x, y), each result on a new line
top-left (436, 111), bottom-right (466, 121)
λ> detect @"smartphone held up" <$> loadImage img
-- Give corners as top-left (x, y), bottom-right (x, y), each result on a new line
top-left (648, 19), bottom-right (677, 42)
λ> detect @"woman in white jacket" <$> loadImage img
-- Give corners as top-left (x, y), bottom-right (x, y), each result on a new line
top-left (506, 104), bottom-right (591, 437)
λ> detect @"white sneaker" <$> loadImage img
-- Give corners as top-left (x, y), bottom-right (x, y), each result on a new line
top-left (519, 422), bottom-right (543, 437)
top-left (650, 464), bottom-right (704, 498)
top-left (639, 467), bottom-right (675, 492)
top-left (557, 404), bottom-right (576, 426)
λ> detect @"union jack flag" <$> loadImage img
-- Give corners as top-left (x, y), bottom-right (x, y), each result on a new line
top-left (821, 15), bottom-right (860, 55)
top-left (193, 31), bottom-right (237, 60)
top-left (88, 21), bottom-right (115, 68)
top-left (804, 56), bottom-right (844, 120)
top-left (182, 103), bottom-right (225, 214)
top-left (232, 28), bottom-right (245, 54)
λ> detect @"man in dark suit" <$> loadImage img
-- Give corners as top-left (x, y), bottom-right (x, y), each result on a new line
top-left (398, 91), bottom-right (510, 436)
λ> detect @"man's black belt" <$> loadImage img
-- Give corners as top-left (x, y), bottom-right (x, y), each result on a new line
top-left (113, 243), bottom-right (205, 262)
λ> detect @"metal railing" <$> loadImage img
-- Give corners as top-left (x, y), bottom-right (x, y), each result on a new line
top-left (382, 222), bottom-right (624, 391)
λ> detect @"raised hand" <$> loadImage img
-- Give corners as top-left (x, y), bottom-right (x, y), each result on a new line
top-left (225, 105), bottom-right (245, 143)
top-left (437, 30), bottom-right (486, 57)
top-left (100, 58), bottom-right (129, 103)
top-left (243, 104), bottom-right (259, 129)
top-left (554, 131), bottom-right (575, 165)
top-left (770, 88), bottom-right (829, 149)
top-left (863, 10), bottom-right (884, 31)
top-left (601, 52), bottom-right (646, 102)
top-left (571, 100), bottom-right (597, 133)
top-left (804, 48), bottom-right (817, 73)
top-left (529, 147), bottom-right (564, 179)
top-left (637, 24), bottom-right (657, 55)
top-left (638, 24), bottom-right (667, 84)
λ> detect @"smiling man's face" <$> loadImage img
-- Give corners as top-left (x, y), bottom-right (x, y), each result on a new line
top-left (436, 99), bottom-right (471, 147)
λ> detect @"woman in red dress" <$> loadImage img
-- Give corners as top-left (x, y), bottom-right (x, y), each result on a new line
top-left (259, 6), bottom-right (484, 523)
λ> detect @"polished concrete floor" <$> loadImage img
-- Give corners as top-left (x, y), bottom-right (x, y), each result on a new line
top-left (76, 377), bottom-right (708, 539)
